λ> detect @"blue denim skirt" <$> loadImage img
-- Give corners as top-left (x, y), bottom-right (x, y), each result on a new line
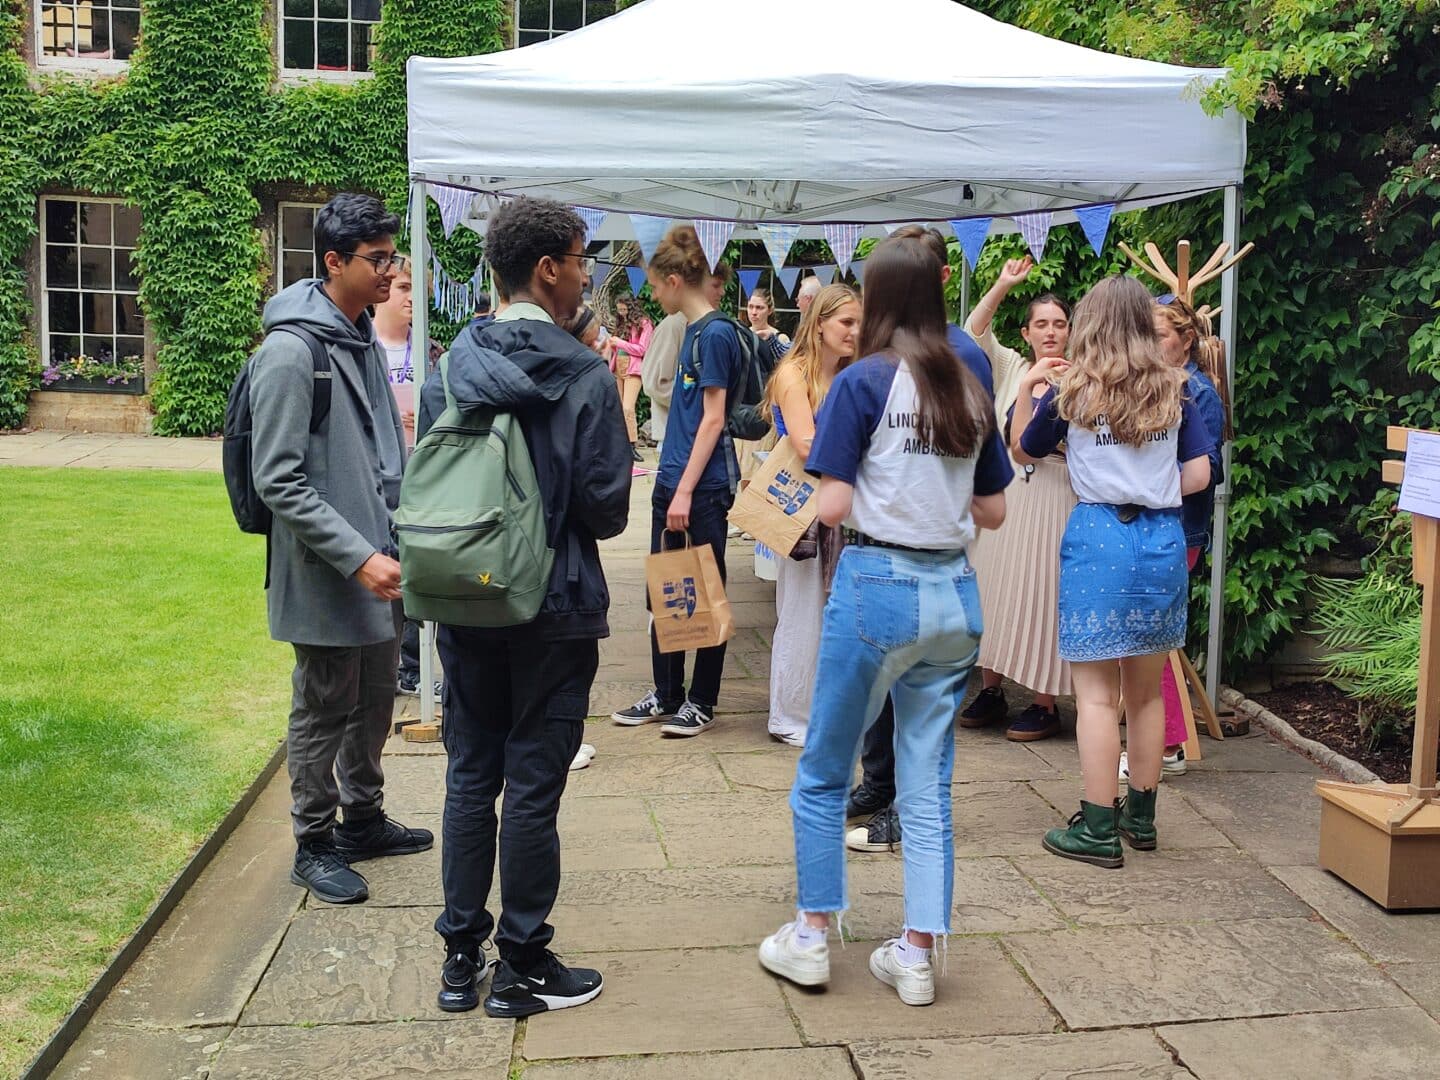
top-left (1057, 503), bottom-right (1187, 662)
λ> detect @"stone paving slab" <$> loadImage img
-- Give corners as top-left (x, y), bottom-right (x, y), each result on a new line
top-left (582, 713), bottom-right (778, 755)
top-left (1268, 864), bottom-right (1440, 963)
top-left (1006, 918), bottom-right (1409, 1029)
top-left (1184, 731), bottom-right (1322, 775)
top-left (843, 857), bottom-right (1066, 939)
top-left (1388, 962), bottom-right (1440, 1019)
top-left (850, 1030), bottom-right (1191, 1080)
top-left (521, 948), bottom-right (801, 1059)
top-left (1158, 1006), bottom-right (1440, 1079)
top-left (565, 751), bottom-right (730, 796)
top-left (778, 938), bottom-right (1055, 1043)
top-left (210, 1022), bottom-right (511, 1080)
top-left (951, 782), bottom-right (1067, 857)
top-left (715, 748), bottom-right (801, 790)
top-left (372, 755), bottom-right (447, 817)
top-left (240, 906), bottom-right (449, 1026)
top-left (1027, 779), bottom-right (1235, 851)
top-left (521, 1047), bottom-right (855, 1080)
top-left (1011, 847), bottom-right (1310, 927)
top-left (649, 791), bottom-right (794, 866)
top-left (49, 1024), bottom-right (219, 1080)
top-left (953, 735), bottom-right (1063, 784)
top-left (1168, 771), bottom-right (1322, 866)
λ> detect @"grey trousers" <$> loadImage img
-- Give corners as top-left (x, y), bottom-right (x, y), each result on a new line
top-left (287, 630), bottom-right (399, 843)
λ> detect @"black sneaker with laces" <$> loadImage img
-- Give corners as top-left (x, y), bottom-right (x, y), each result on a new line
top-left (846, 782), bottom-right (892, 824)
top-left (334, 813), bottom-right (434, 863)
top-left (660, 700), bottom-right (715, 738)
top-left (612, 690), bottom-right (681, 726)
top-left (845, 805), bottom-right (902, 853)
top-left (291, 840), bottom-right (369, 904)
top-left (484, 950), bottom-right (604, 1018)
top-left (396, 671), bottom-right (419, 696)
top-left (958, 686), bottom-right (1008, 729)
top-left (437, 947), bottom-right (492, 1013)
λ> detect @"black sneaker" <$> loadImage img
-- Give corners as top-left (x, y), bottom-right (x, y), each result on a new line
top-left (334, 813), bottom-right (434, 862)
top-left (483, 950), bottom-right (604, 1018)
top-left (846, 782), bottom-right (892, 824)
top-left (845, 806), bottom-right (902, 852)
top-left (437, 947), bottom-right (492, 1013)
top-left (612, 690), bottom-right (681, 726)
top-left (1005, 703), bottom-right (1062, 743)
top-left (630, 444), bottom-right (644, 463)
top-left (958, 686), bottom-right (1007, 729)
top-left (291, 840), bottom-right (368, 904)
top-left (660, 700), bottom-right (715, 738)
top-left (396, 672), bottom-right (419, 696)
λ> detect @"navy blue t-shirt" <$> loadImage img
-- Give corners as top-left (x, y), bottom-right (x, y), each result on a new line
top-left (658, 315), bottom-right (742, 491)
top-left (948, 323), bottom-right (995, 400)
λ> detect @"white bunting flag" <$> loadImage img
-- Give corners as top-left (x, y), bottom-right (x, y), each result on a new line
top-left (574, 206), bottom-right (609, 243)
top-left (695, 219), bottom-right (737, 272)
top-left (821, 224), bottom-right (863, 275)
top-left (1015, 211), bottom-right (1054, 263)
top-left (629, 214), bottom-right (671, 266)
top-left (757, 223), bottom-right (802, 275)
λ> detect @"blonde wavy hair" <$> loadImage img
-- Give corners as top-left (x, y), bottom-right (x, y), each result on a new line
top-left (1057, 276), bottom-right (1186, 445)
top-left (761, 283), bottom-right (860, 417)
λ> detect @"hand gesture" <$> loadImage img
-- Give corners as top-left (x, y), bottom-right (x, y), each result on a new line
top-left (998, 256), bottom-right (1033, 291)
top-left (355, 552), bottom-right (403, 601)
top-left (1021, 356), bottom-right (1069, 393)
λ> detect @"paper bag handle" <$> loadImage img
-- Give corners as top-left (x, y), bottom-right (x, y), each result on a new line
top-left (660, 528), bottom-right (693, 551)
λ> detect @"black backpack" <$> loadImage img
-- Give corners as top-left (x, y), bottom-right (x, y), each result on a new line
top-left (688, 312), bottom-right (776, 441)
top-left (222, 326), bottom-right (332, 535)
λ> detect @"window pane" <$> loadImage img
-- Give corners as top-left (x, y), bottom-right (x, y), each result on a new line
top-left (283, 251), bottom-right (315, 287)
top-left (351, 21), bottom-right (372, 73)
top-left (115, 337), bottom-right (145, 363)
top-left (283, 19), bottom-right (314, 68)
top-left (282, 206), bottom-right (316, 252)
top-left (352, 0), bottom-right (382, 20)
top-left (115, 294), bottom-right (143, 335)
top-left (83, 293), bottom-right (115, 334)
top-left (88, 339), bottom-right (118, 364)
top-left (113, 203), bottom-right (140, 247)
top-left (518, 30), bottom-right (547, 47)
top-left (317, 0), bottom-right (346, 17)
top-left (49, 291), bottom-right (80, 333)
top-left (554, 0), bottom-right (583, 32)
top-left (46, 246), bottom-right (78, 289)
top-left (45, 199), bottom-right (77, 243)
top-left (109, 8), bottom-right (139, 60)
top-left (114, 249), bottom-right (138, 291)
top-left (316, 20), bottom-right (347, 69)
top-left (49, 334), bottom-right (81, 365)
top-left (80, 246), bottom-right (112, 289)
top-left (519, 0), bottom-right (549, 31)
top-left (79, 202), bottom-right (111, 245)
top-left (284, 0), bottom-right (313, 16)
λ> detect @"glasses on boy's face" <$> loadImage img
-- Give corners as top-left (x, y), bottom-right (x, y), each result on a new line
top-left (553, 252), bottom-right (596, 274)
top-left (344, 252), bottom-right (409, 274)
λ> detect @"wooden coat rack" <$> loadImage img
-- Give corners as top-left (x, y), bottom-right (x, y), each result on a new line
top-left (1316, 426), bottom-right (1440, 909)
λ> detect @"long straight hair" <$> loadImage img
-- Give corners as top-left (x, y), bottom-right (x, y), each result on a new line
top-left (858, 238), bottom-right (991, 458)
top-left (1058, 276), bottom-right (1186, 445)
top-left (761, 283), bottom-right (859, 417)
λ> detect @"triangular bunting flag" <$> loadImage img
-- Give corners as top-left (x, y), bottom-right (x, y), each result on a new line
top-left (737, 269), bottom-right (764, 297)
top-left (812, 265), bottom-right (837, 287)
top-left (1073, 203), bottom-right (1116, 257)
top-left (694, 219), bottom-right (737, 272)
top-left (821, 224), bottom-right (863, 275)
top-left (757, 223), bottom-right (802, 275)
top-left (1015, 211), bottom-right (1054, 263)
top-left (629, 214), bottom-right (670, 266)
top-left (949, 217), bottom-right (992, 271)
top-left (849, 259), bottom-right (866, 286)
top-left (574, 206), bottom-right (609, 243)
top-left (777, 266), bottom-right (802, 296)
top-left (431, 255), bottom-right (444, 307)
top-left (624, 266), bottom-right (648, 296)
top-left (431, 184), bottom-right (475, 240)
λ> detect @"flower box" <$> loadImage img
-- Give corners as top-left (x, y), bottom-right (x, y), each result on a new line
top-left (43, 374), bottom-right (146, 395)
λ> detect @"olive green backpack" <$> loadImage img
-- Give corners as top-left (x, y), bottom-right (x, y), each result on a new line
top-left (396, 354), bottom-right (554, 626)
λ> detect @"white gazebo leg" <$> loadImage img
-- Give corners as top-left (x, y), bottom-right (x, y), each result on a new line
top-left (1205, 184), bottom-right (1241, 705)
top-left (408, 179), bottom-right (437, 729)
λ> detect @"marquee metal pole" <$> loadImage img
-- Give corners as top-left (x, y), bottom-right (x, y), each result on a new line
top-left (409, 179), bottom-right (437, 727)
top-left (1206, 185), bottom-right (1241, 704)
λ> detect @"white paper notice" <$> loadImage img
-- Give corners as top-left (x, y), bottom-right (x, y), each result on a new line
top-left (1398, 430), bottom-right (1440, 519)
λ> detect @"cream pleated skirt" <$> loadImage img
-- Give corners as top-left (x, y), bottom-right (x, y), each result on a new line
top-left (969, 455), bottom-right (1077, 697)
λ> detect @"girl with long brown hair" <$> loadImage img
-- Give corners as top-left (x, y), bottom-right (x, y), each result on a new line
top-left (758, 236), bottom-right (1012, 1007)
top-left (762, 283), bottom-right (861, 747)
top-left (1011, 275), bottom-right (1213, 869)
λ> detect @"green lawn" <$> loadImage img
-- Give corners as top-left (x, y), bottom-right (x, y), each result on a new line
top-left (0, 468), bottom-right (291, 1076)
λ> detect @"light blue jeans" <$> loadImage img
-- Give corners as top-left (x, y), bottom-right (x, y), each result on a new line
top-left (790, 545), bottom-right (982, 935)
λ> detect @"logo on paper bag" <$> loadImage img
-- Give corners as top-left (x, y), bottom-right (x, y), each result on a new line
top-left (661, 576), bottom-right (698, 618)
top-left (766, 469), bottom-right (815, 517)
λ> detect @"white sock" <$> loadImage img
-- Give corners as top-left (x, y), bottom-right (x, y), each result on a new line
top-left (793, 918), bottom-right (827, 948)
top-left (895, 938), bottom-right (930, 967)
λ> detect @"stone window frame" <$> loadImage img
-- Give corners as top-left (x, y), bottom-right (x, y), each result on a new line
top-left (33, 0), bottom-right (139, 74)
top-left (513, 0), bottom-right (617, 48)
top-left (276, 0), bottom-right (382, 82)
top-left (277, 201), bottom-right (324, 291)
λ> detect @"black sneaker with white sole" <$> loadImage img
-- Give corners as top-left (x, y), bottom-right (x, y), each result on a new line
top-left (612, 690), bottom-right (681, 726)
top-left (845, 805), bottom-right (902, 852)
top-left (436, 948), bottom-right (493, 1013)
top-left (483, 951), bottom-right (604, 1018)
top-left (660, 700), bottom-right (715, 738)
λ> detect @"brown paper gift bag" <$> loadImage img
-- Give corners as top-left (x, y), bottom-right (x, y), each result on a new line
top-left (726, 439), bottom-right (820, 557)
top-left (647, 531), bottom-right (736, 654)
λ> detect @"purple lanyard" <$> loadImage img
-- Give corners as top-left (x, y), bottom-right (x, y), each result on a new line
top-left (389, 337), bottom-right (413, 384)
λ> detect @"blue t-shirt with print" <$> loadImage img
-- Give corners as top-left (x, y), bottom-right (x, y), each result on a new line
top-left (658, 315), bottom-right (743, 491)
top-left (947, 323), bottom-right (995, 400)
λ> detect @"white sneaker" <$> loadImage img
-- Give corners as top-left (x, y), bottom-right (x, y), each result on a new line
top-left (1119, 749), bottom-right (1184, 783)
top-left (869, 939), bottom-right (935, 1006)
top-left (758, 921), bottom-right (829, 987)
top-left (568, 743), bottom-right (596, 772)
top-left (768, 725), bottom-right (805, 748)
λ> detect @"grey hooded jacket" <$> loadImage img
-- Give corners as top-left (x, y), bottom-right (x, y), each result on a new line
top-left (249, 279), bottom-right (405, 647)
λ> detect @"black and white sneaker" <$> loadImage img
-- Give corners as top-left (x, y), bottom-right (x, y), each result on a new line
top-left (436, 947), bottom-right (493, 1013)
top-left (660, 700), bottom-right (715, 738)
top-left (612, 690), bottom-right (681, 726)
top-left (845, 805), bottom-right (902, 852)
top-left (483, 951), bottom-right (604, 1018)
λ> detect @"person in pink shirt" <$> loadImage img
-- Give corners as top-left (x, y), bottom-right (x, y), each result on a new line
top-left (612, 296), bottom-right (654, 463)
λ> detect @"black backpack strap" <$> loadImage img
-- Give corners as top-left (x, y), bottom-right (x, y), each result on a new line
top-left (274, 326), bottom-right (332, 434)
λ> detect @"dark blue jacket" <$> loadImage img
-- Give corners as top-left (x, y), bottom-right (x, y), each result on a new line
top-left (1182, 361), bottom-right (1226, 550)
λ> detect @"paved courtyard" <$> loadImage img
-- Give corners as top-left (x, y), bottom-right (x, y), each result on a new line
top-left (25, 437), bottom-right (1440, 1080)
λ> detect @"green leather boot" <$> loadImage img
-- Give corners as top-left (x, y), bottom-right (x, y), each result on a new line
top-left (1042, 800), bottom-right (1123, 868)
top-left (1117, 785), bottom-right (1158, 850)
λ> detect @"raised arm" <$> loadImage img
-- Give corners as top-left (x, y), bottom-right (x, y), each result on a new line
top-left (965, 256), bottom-right (1033, 341)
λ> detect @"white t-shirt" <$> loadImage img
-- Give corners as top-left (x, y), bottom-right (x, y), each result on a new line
top-left (383, 339), bottom-right (412, 384)
top-left (806, 357), bottom-right (1013, 549)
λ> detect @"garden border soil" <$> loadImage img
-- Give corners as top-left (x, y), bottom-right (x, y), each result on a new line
top-left (19, 739), bottom-right (287, 1080)
top-left (1219, 685), bottom-right (1382, 785)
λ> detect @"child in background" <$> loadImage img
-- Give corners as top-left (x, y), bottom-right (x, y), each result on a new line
top-left (1011, 276), bottom-right (1212, 868)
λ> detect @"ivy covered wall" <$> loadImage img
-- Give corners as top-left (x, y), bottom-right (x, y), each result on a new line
top-left (0, 0), bottom-right (508, 434)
